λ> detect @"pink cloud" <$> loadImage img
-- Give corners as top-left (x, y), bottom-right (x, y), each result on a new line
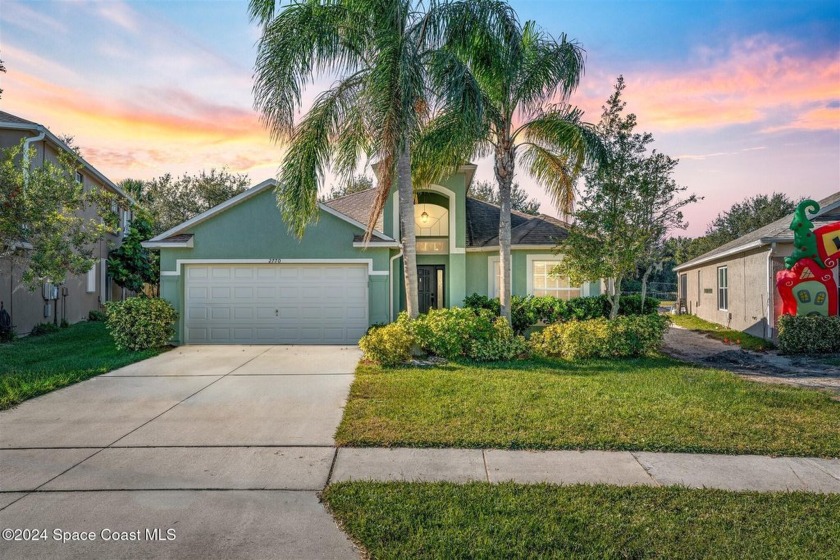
top-left (574, 36), bottom-right (840, 133)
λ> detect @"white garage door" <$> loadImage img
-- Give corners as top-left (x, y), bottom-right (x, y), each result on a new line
top-left (184, 264), bottom-right (368, 344)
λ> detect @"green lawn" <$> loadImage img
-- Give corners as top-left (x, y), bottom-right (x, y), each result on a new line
top-left (0, 321), bottom-right (165, 409)
top-left (323, 482), bottom-right (840, 560)
top-left (670, 313), bottom-right (774, 351)
top-left (336, 358), bottom-right (840, 456)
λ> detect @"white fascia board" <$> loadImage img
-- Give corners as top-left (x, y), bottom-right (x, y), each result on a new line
top-left (147, 178), bottom-right (395, 244)
top-left (147, 179), bottom-right (278, 242)
top-left (673, 239), bottom-right (768, 272)
top-left (352, 241), bottom-right (400, 248)
top-left (465, 244), bottom-right (556, 253)
top-left (142, 238), bottom-right (194, 249)
top-left (161, 258), bottom-right (389, 277)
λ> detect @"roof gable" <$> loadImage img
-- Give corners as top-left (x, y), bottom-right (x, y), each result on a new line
top-left (675, 191), bottom-right (840, 270)
top-left (147, 179), bottom-right (393, 243)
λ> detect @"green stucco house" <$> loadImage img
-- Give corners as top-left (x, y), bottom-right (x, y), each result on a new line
top-left (144, 166), bottom-right (600, 344)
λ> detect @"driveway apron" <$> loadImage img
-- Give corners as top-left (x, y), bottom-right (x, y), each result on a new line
top-left (0, 345), bottom-right (361, 560)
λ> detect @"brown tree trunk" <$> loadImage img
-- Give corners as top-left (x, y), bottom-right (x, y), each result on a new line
top-left (397, 145), bottom-right (419, 318)
top-left (494, 141), bottom-right (515, 323)
top-left (640, 265), bottom-right (652, 311)
top-left (609, 276), bottom-right (622, 319)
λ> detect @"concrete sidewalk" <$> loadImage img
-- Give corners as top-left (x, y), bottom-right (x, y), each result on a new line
top-left (329, 448), bottom-right (840, 493)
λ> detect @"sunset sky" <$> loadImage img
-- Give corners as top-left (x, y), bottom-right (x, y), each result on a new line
top-left (1, 0), bottom-right (838, 236)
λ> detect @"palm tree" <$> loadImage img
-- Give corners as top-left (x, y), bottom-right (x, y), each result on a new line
top-left (251, 0), bottom-right (513, 318)
top-left (250, 0), bottom-right (425, 316)
top-left (418, 9), bottom-right (606, 322)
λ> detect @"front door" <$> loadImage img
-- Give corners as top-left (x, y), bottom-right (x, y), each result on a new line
top-left (418, 265), bottom-right (445, 314)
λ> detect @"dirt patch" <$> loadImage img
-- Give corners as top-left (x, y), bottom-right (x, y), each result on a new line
top-left (663, 326), bottom-right (840, 396)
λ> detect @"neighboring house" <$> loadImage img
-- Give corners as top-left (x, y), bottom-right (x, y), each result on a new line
top-left (0, 110), bottom-right (134, 335)
top-left (674, 191), bottom-right (840, 340)
top-left (144, 166), bottom-right (599, 345)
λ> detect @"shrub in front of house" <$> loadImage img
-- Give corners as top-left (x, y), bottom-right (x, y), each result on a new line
top-left (464, 293), bottom-right (660, 334)
top-left (467, 317), bottom-right (529, 361)
top-left (462, 294), bottom-right (535, 334)
top-left (359, 321), bottom-right (415, 366)
top-left (104, 297), bottom-right (178, 351)
top-left (777, 315), bottom-right (840, 354)
top-left (530, 314), bottom-right (670, 359)
top-left (30, 322), bottom-right (61, 336)
top-left (88, 309), bottom-right (107, 322)
top-left (409, 307), bottom-right (498, 360)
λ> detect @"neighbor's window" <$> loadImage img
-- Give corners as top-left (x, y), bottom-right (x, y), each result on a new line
top-left (717, 266), bottom-right (728, 310)
top-left (532, 260), bottom-right (580, 300)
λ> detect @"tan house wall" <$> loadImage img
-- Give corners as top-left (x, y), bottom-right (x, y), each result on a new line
top-left (678, 243), bottom-right (794, 340)
top-left (0, 128), bottom-right (129, 335)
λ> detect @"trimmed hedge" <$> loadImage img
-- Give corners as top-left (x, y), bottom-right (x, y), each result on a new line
top-left (530, 315), bottom-right (670, 359)
top-left (463, 293), bottom-right (660, 334)
top-left (778, 315), bottom-right (840, 354)
top-left (105, 297), bottom-right (178, 351)
top-left (359, 309), bottom-right (529, 365)
top-left (359, 322), bottom-right (415, 366)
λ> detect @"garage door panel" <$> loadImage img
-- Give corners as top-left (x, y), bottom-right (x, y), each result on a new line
top-left (185, 264), bottom-right (368, 344)
top-left (234, 308), bottom-right (254, 319)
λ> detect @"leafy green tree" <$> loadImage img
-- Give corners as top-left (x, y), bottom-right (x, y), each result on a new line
top-left (319, 175), bottom-right (374, 202)
top-left (677, 193), bottom-right (800, 263)
top-left (417, 10), bottom-right (606, 322)
top-left (556, 77), bottom-right (693, 318)
top-left (0, 141), bottom-right (116, 288)
top-left (249, 0), bottom-right (505, 317)
top-left (127, 169), bottom-right (250, 234)
top-left (469, 180), bottom-right (540, 215)
top-left (107, 209), bottom-right (160, 294)
top-left (0, 55), bottom-right (5, 99)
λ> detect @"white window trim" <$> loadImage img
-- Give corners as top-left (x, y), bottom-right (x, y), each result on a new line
top-left (392, 186), bottom-right (464, 254)
top-left (488, 255), bottom-right (500, 298)
top-left (160, 258), bottom-right (389, 277)
top-left (717, 265), bottom-right (728, 311)
top-left (86, 263), bottom-right (97, 293)
top-left (526, 254), bottom-right (586, 298)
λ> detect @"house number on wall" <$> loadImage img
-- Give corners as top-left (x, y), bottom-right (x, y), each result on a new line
top-left (268, 258), bottom-right (282, 264)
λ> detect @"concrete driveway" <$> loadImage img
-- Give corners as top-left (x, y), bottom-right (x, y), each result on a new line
top-left (0, 345), bottom-right (361, 560)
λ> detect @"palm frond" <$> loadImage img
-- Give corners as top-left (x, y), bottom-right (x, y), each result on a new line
top-left (276, 75), bottom-right (365, 237)
top-left (514, 23), bottom-right (584, 117)
top-left (253, 0), bottom-right (368, 140)
top-left (517, 106), bottom-right (605, 213)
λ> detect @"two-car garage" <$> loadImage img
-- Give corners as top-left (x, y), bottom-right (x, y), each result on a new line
top-left (184, 263), bottom-right (369, 345)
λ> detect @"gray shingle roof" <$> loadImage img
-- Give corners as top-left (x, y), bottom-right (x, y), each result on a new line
top-left (325, 188), bottom-right (570, 247)
top-left (0, 110), bottom-right (38, 126)
top-left (675, 191), bottom-right (840, 270)
top-left (324, 188), bottom-right (384, 232)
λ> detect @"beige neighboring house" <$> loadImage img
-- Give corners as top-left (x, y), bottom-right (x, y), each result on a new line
top-left (673, 191), bottom-right (840, 340)
top-left (0, 110), bottom-right (134, 335)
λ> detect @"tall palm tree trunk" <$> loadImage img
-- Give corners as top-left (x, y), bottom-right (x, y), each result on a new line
top-left (495, 140), bottom-right (515, 322)
top-left (397, 145), bottom-right (419, 318)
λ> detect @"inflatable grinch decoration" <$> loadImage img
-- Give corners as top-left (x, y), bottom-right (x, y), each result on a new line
top-left (776, 200), bottom-right (839, 317)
